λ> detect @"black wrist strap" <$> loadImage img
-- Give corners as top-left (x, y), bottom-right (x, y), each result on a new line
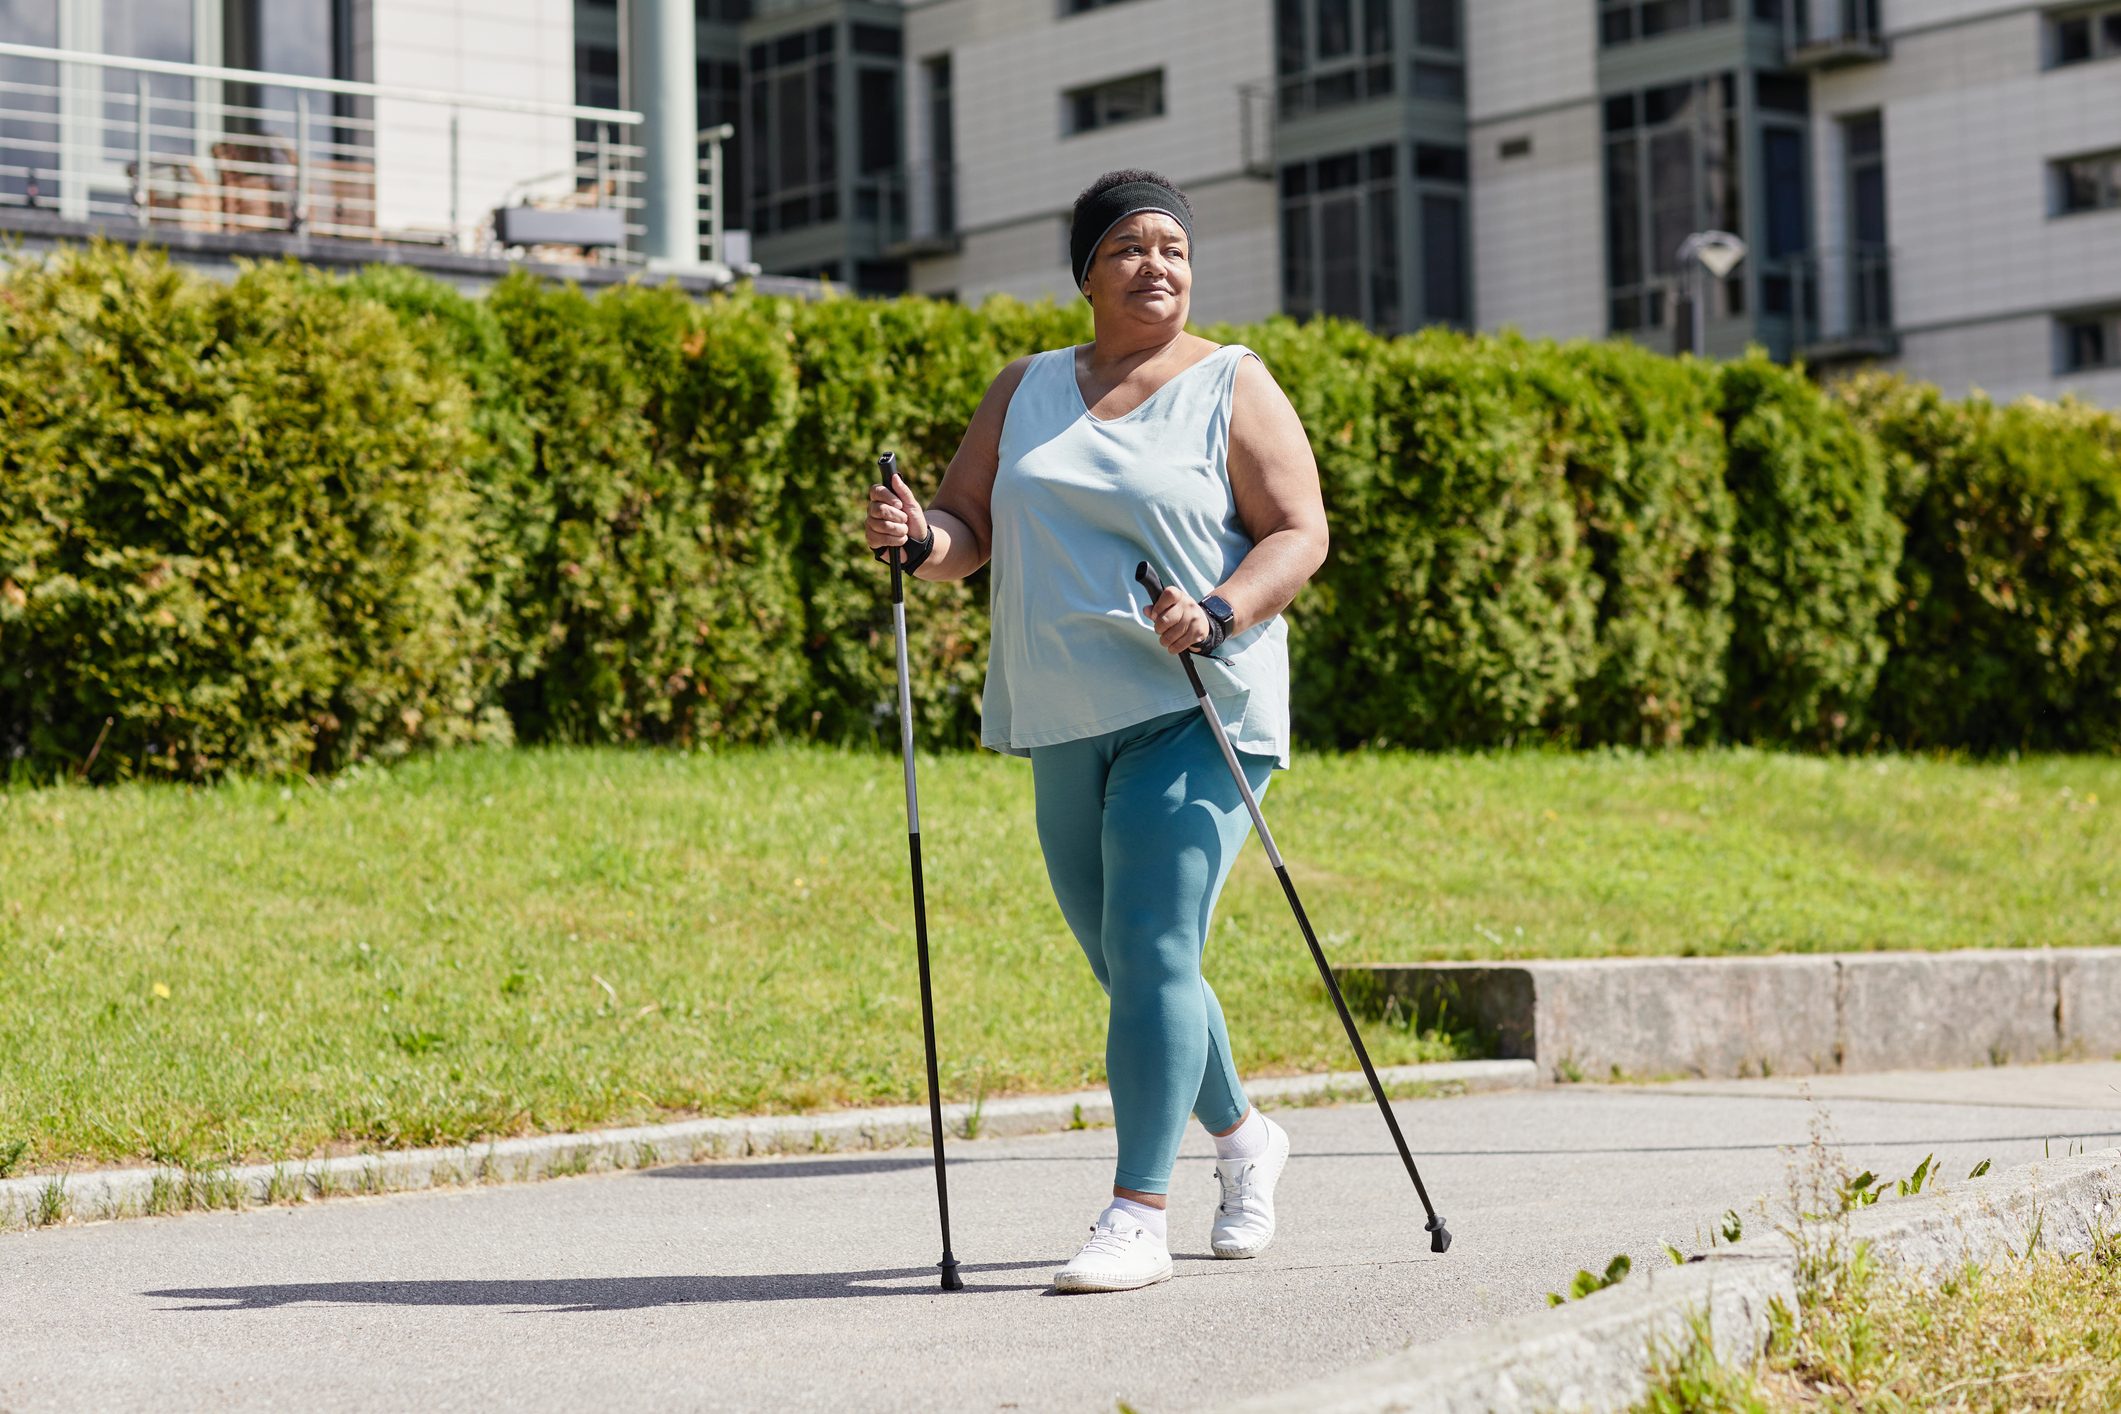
top-left (875, 524), bottom-right (935, 574)
top-left (1192, 615), bottom-right (1228, 656)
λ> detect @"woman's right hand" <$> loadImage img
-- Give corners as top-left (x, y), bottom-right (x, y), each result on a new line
top-left (865, 469), bottom-right (931, 554)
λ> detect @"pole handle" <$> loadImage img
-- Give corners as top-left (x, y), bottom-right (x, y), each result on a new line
top-left (1133, 561), bottom-right (1207, 697)
top-left (880, 453), bottom-right (904, 604)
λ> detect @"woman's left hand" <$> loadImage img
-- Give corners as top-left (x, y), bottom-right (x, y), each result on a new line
top-left (1143, 585), bottom-right (1213, 656)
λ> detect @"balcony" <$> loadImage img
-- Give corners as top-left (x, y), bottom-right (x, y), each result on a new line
top-left (0, 40), bottom-right (730, 286)
top-left (1788, 244), bottom-right (1898, 362)
top-left (1780, 0), bottom-right (1890, 68)
top-left (877, 162), bottom-right (958, 259)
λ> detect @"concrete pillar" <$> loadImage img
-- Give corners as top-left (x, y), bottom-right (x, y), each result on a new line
top-left (628, 0), bottom-right (699, 265)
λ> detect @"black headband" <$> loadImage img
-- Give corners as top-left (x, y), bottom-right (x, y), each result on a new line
top-left (1069, 181), bottom-right (1193, 289)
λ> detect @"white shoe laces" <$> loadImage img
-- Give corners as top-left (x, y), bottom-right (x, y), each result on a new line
top-left (1074, 1217), bottom-right (1151, 1264)
top-left (1215, 1160), bottom-right (1264, 1219)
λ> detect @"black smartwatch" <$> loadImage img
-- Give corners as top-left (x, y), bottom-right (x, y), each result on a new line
top-left (1196, 594), bottom-right (1235, 655)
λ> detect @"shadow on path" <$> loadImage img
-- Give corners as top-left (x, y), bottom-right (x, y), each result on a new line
top-left (147, 1261), bottom-right (1057, 1313)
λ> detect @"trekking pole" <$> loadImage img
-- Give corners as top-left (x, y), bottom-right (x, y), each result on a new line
top-left (1133, 562), bottom-right (1452, 1254)
top-left (882, 453), bottom-right (965, 1292)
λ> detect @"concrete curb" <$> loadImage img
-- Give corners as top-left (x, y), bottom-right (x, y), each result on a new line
top-left (1341, 949), bottom-right (2121, 1082)
top-left (1233, 1146), bottom-right (2121, 1414)
top-left (0, 1057), bottom-right (1534, 1232)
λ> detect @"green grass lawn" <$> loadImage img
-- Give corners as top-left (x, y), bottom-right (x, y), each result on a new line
top-left (2, 746), bottom-right (2116, 1173)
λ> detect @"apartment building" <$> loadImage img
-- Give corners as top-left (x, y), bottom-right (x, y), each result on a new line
top-left (0, 0), bottom-right (730, 291)
top-left (899, 0), bottom-right (1280, 323)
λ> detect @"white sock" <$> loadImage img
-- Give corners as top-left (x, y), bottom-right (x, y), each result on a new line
top-left (1213, 1108), bottom-right (1270, 1163)
top-left (1106, 1196), bottom-right (1167, 1243)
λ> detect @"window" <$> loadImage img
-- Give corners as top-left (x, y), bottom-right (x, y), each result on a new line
top-left (1065, 70), bottom-right (1164, 134)
top-left (1062, 0), bottom-right (1146, 12)
top-left (746, 26), bottom-right (839, 235)
top-left (1276, 0), bottom-right (1400, 116)
top-left (2052, 5), bottom-right (2121, 66)
top-left (1598, 0), bottom-right (1741, 47)
top-left (858, 68), bottom-right (897, 176)
top-left (852, 23), bottom-right (901, 56)
top-left (2055, 149), bottom-right (2121, 213)
top-left (2058, 309), bottom-right (2120, 371)
top-left (1280, 145), bottom-right (1401, 329)
top-left (1842, 112), bottom-right (1891, 331)
top-left (1416, 0), bottom-right (1461, 48)
top-left (694, 0), bottom-right (752, 20)
top-left (1603, 73), bottom-right (1744, 333)
top-left (924, 55), bottom-right (955, 236)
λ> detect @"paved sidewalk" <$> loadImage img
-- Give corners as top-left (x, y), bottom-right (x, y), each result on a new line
top-left (5, 1063), bottom-right (2119, 1413)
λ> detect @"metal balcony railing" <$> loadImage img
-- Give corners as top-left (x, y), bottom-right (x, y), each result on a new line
top-left (1779, 0), bottom-right (1889, 67)
top-left (1789, 243), bottom-right (1897, 360)
top-left (0, 41), bottom-right (660, 264)
top-left (876, 161), bottom-right (957, 257)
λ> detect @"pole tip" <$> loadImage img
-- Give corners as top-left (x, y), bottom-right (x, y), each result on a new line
top-left (939, 1256), bottom-right (964, 1291)
top-left (1426, 1216), bottom-right (1452, 1255)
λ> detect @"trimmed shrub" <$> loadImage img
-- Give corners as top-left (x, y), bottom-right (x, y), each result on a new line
top-left (1300, 326), bottom-right (1598, 747)
top-left (1546, 339), bottom-right (1735, 747)
top-left (482, 276), bottom-right (806, 744)
top-left (0, 244), bottom-right (501, 780)
top-left (1845, 374), bottom-right (2121, 751)
top-left (780, 293), bottom-right (1012, 749)
top-left (1717, 352), bottom-right (1901, 747)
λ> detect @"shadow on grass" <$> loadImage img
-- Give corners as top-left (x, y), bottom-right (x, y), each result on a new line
top-left (148, 1261), bottom-right (1055, 1311)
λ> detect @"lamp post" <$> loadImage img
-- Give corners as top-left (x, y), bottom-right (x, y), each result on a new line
top-left (1677, 230), bottom-right (1748, 357)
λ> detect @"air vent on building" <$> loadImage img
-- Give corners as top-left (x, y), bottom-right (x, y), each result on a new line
top-left (1500, 136), bottom-right (1532, 160)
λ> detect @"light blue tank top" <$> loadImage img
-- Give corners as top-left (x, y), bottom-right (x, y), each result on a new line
top-left (980, 342), bottom-right (1292, 770)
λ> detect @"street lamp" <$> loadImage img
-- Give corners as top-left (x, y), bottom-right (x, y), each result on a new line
top-left (1677, 230), bottom-right (1747, 357)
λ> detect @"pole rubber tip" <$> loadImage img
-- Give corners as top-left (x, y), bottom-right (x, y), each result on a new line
top-left (939, 1257), bottom-right (964, 1291)
top-left (1426, 1216), bottom-right (1452, 1255)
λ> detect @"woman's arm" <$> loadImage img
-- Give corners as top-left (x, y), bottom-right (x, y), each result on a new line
top-left (1142, 354), bottom-right (1328, 655)
top-left (863, 355), bottom-right (1032, 583)
top-left (1215, 354), bottom-right (1329, 635)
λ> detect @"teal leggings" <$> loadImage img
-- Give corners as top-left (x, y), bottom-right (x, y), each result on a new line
top-left (1029, 706), bottom-right (1275, 1196)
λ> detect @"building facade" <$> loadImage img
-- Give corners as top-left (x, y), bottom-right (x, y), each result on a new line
top-left (900, 0), bottom-right (1281, 324)
top-left (9, 2), bottom-right (2118, 401)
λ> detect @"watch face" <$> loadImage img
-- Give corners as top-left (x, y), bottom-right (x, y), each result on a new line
top-left (1202, 595), bottom-right (1234, 625)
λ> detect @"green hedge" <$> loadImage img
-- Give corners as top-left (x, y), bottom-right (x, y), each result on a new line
top-left (1843, 373), bottom-right (2121, 752)
top-left (0, 246), bottom-right (505, 778)
top-left (4, 240), bottom-right (2118, 779)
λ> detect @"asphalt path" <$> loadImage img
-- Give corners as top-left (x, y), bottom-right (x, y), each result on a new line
top-left (5, 1062), bottom-right (2119, 1413)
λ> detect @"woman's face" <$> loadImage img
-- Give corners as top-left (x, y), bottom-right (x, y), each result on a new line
top-left (1083, 211), bottom-right (1191, 329)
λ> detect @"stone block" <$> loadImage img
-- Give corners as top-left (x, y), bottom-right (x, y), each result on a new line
top-left (1836, 952), bottom-right (2060, 1071)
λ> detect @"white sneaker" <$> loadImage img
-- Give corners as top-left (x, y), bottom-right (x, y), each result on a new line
top-left (1210, 1114), bottom-right (1291, 1258)
top-left (1052, 1206), bottom-right (1174, 1293)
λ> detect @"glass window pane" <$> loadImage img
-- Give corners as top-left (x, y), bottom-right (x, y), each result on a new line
top-left (1601, 5), bottom-right (1635, 45)
top-left (1605, 94), bottom-right (1637, 132)
top-left (2055, 17), bottom-right (2091, 64)
top-left (1372, 185), bottom-right (1401, 331)
top-left (776, 72), bottom-right (808, 188)
top-left (1641, 0), bottom-right (1689, 37)
top-left (1276, 0), bottom-right (1305, 75)
top-left (1314, 68), bottom-right (1359, 108)
top-left (1412, 62), bottom-right (1464, 99)
top-left (816, 59), bottom-right (835, 182)
top-left (1649, 127), bottom-right (1696, 274)
top-left (1605, 137), bottom-right (1642, 287)
top-left (1702, 0), bottom-right (1732, 21)
top-left (1320, 194), bottom-right (1362, 320)
top-left (859, 68), bottom-right (896, 175)
top-left (1364, 0), bottom-right (1392, 54)
top-left (2061, 158), bottom-right (2103, 213)
top-left (1282, 201), bottom-right (1315, 315)
top-left (1417, 0), bottom-right (1460, 49)
top-left (2104, 14), bottom-right (2121, 53)
top-left (1763, 127), bottom-right (1806, 256)
top-left (1318, 0), bottom-right (1353, 59)
top-left (1318, 151), bottom-right (1360, 190)
top-left (1421, 191), bottom-right (1466, 323)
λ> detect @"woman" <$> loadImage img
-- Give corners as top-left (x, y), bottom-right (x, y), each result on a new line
top-left (861, 169), bottom-right (1328, 1294)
